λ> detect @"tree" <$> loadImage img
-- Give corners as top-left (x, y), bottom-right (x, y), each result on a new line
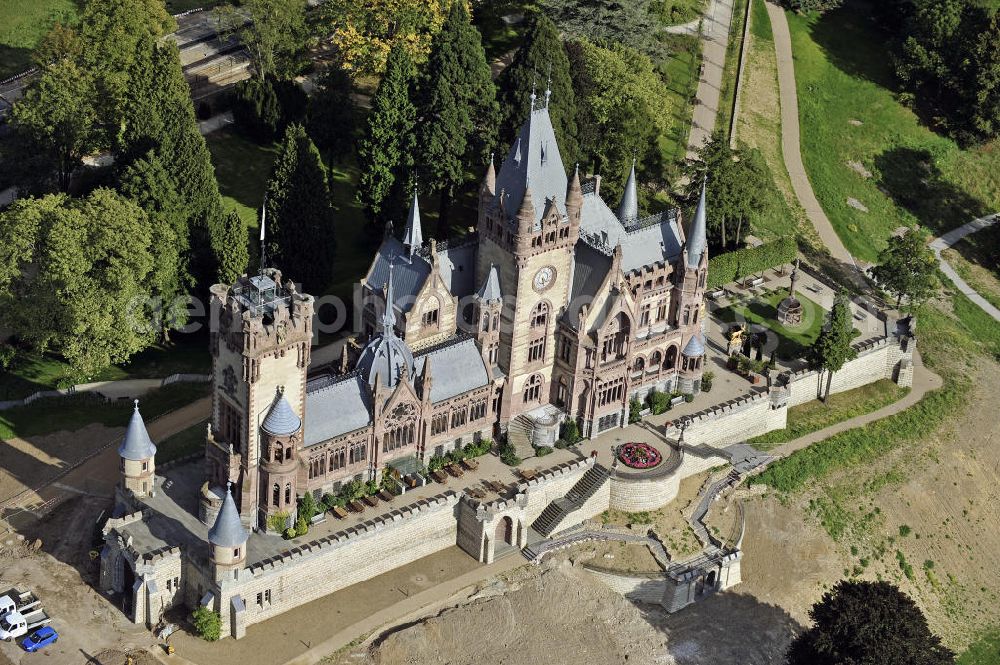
top-left (231, 75), bottom-right (308, 142)
top-left (565, 38), bottom-right (672, 204)
top-left (414, 0), bottom-right (499, 223)
top-left (0, 190), bottom-right (160, 377)
top-left (685, 132), bottom-right (772, 250)
top-left (497, 15), bottom-right (579, 168)
top-left (357, 44), bottom-right (417, 225)
top-left (541, 0), bottom-right (661, 62)
top-left (308, 64), bottom-right (359, 161)
top-left (870, 228), bottom-right (938, 309)
top-left (11, 59), bottom-right (98, 192)
top-left (785, 0), bottom-right (842, 12)
top-left (319, 0), bottom-right (449, 76)
top-left (214, 210), bottom-right (250, 285)
top-left (265, 124), bottom-right (337, 293)
top-left (228, 0), bottom-right (308, 81)
top-left (191, 606), bottom-right (222, 641)
top-left (787, 580), bottom-right (954, 665)
top-left (809, 292), bottom-right (858, 400)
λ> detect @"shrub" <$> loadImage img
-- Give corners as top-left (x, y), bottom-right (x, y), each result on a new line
top-left (463, 438), bottom-right (492, 458)
top-left (500, 441), bottom-right (521, 466)
top-left (191, 606), bottom-right (221, 641)
top-left (298, 492), bottom-right (317, 523)
top-left (0, 344), bottom-right (16, 370)
top-left (899, 524), bottom-right (911, 537)
top-left (647, 390), bottom-right (670, 415)
top-left (339, 480), bottom-right (365, 502)
top-left (267, 511), bottom-right (290, 534)
top-left (707, 236), bottom-right (797, 289)
top-left (555, 438), bottom-right (568, 449)
top-left (684, 394), bottom-right (694, 403)
top-left (283, 527), bottom-right (297, 540)
top-left (321, 493), bottom-right (338, 510)
top-left (535, 445), bottom-right (553, 457)
top-left (428, 455), bottom-right (447, 473)
top-left (561, 419), bottom-right (581, 445)
top-left (628, 397), bottom-right (642, 424)
top-left (701, 371), bottom-right (714, 392)
top-left (231, 75), bottom-right (307, 142)
top-left (294, 517), bottom-right (309, 537)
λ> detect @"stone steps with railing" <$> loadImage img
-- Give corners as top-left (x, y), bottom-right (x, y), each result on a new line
top-left (530, 463), bottom-right (611, 537)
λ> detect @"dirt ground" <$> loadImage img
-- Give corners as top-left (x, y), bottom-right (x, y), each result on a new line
top-left (570, 541), bottom-right (664, 574)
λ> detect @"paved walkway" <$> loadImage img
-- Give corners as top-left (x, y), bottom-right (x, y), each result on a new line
top-left (771, 346), bottom-right (941, 458)
top-left (687, 0), bottom-right (737, 157)
top-left (764, 1), bottom-right (866, 287)
top-left (930, 213), bottom-right (1000, 323)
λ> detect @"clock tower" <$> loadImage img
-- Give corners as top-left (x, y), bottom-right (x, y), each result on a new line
top-left (203, 268), bottom-right (314, 530)
top-left (476, 93), bottom-right (581, 422)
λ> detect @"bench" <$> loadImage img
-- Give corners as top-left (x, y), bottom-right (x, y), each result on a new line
top-left (404, 474), bottom-right (422, 489)
top-left (462, 458), bottom-right (480, 471)
top-left (446, 463), bottom-right (464, 478)
top-left (330, 505), bottom-right (348, 519)
top-left (466, 487), bottom-right (486, 500)
top-left (743, 277), bottom-right (765, 288)
top-left (362, 494), bottom-right (379, 508)
top-left (431, 469), bottom-right (449, 484)
top-left (377, 489), bottom-right (395, 503)
top-left (348, 500), bottom-right (365, 513)
top-left (707, 288), bottom-right (725, 300)
top-left (518, 468), bottom-right (538, 481)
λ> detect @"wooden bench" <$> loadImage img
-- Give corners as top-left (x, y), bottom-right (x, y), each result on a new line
top-left (362, 494), bottom-right (379, 508)
top-left (462, 458), bottom-right (479, 471)
top-left (404, 474), bottom-right (421, 489)
top-left (377, 489), bottom-right (395, 503)
top-left (431, 469), bottom-right (449, 484)
top-left (446, 463), bottom-right (464, 478)
top-left (331, 505), bottom-right (349, 519)
top-left (348, 500), bottom-right (365, 513)
top-left (518, 468), bottom-right (538, 481)
top-left (466, 487), bottom-right (486, 500)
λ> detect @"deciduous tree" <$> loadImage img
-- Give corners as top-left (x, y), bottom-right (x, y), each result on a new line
top-left (870, 228), bottom-right (938, 309)
top-left (787, 580), bottom-right (954, 665)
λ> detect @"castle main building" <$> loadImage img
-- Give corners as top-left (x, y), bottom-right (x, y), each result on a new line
top-left (98, 98), bottom-right (714, 638)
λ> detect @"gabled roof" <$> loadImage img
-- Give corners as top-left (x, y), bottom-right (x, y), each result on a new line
top-left (118, 401), bottom-right (157, 461)
top-left (367, 237), bottom-right (431, 313)
top-left (261, 390), bottom-right (301, 436)
top-left (567, 243), bottom-right (612, 326)
top-left (579, 193), bottom-right (682, 272)
top-left (477, 264), bottom-right (503, 302)
top-left (304, 374), bottom-right (373, 445)
top-left (494, 104), bottom-right (568, 226)
top-left (208, 484), bottom-right (248, 548)
top-left (436, 240), bottom-right (477, 298)
top-left (413, 337), bottom-right (491, 403)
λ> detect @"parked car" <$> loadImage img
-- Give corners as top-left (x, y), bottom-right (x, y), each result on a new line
top-left (21, 626), bottom-right (58, 652)
top-left (0, 608), bottom-right (50, 641)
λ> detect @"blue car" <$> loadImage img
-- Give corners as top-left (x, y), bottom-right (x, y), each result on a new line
top-left (21, 626), bottom-right (57, 652)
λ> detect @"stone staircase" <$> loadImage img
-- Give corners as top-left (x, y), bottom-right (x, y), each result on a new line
top-left (530, 463), bottom-right (611, 537)
top-left (507, 415), bottom-right (536, 460)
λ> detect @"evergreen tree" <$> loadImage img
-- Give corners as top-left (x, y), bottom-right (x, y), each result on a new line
top-left (787, 580), bottom-right (954, 665)
top-left (214, 210), bottom-right (250, 285)
top-left (497, 15), bottom-right (579, 168)
top-left (357, 44), bottom-right (417, 225)
top-left (308, 64), bottom-right (359, 161)
top-left (265, 124), bottom-right (337, 293)
top-left (414, 0), bottom-right (499, 222)
top-left (870, 228), bottom-right (938, 309)
top-left (809, 292), bottom-right (858, 400)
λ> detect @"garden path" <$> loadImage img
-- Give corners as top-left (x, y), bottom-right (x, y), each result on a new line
top-left (930, 213), bottom-right (1000, 323)
top-left (687, 0), bottom-right (737, 157)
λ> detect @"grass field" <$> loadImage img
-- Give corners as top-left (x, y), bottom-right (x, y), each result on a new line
top-left (787, 2), bottom-right (1000, 262)
top-left (958, 629), bottom-right (1000, 665)
top-left (0, 0), bottom-right (79, 78)
top-left (158, 419), bottom-right (210, 463)
top-left (0, 382), bottom-right (209, 440)
top-left (659, 34), bottom-right (703, 169)
top-left (715, 290), bottom-right (825, 360)
top-left (943, 223), bottom-right (1000, 311)
top-left (715, 0), bottom-right (748, 143)
top-left (206, 129), bottom-right (278, 232)
top-left (749, 379), bottom-right (908, 449)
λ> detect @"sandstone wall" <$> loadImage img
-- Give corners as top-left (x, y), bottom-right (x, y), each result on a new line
top-left (609, 473), bottom-right (680, 513)
top-left (585, 567), bottom-right (668, 605)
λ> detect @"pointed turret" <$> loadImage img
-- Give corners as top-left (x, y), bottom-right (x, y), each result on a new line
top-left (482, 153), bottom-right (496, 197)
top-left (516, 183), bottom-right (535, 234)
top-left (356, 262), bottom-right (415, 388)
top-left (209, 482), bottom-right (249, 548)
top-left (261, 387), bottom-right (301, 437)
top-left (402, 191), bottom-right (423, 255)
top-left (119, 400), bottom-right (157, 461)
top-left (566, 164), bottom-right (583, 224)
top-left (477, 264), bottom-right (503, 303)
top-left (617, 160), bottom-right (638, 224)
top-left (381, 263), bottom-right (397, 333)
top-left (687, 179), bottom-right (708, 270)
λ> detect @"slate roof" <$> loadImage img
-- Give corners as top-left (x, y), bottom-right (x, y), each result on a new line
top-left (367, 237), bottom-right (431, 313)
top-left (617, 162), bottom-right (638, 224)
top-left (414, 337), bottom-right (491, 403)
top-left (118, 401), bottom-right (157, 461)
top-left (208, 485), bottom-right (248, 548)
top-left (357, 264), bottom-right (416, 389)
top-left (261, 391), bottom-right (301, 436)
top-left (436, 240), bottom-right (476, 298)
top-left (304, 374), bottom-right (372, 445)
top-left (687, 180), bottom-right (708, 269)
top-left (579, 193), bottom-right (682, 273)
top-left (568, 242), bottom-right (612, 326)
top-left (494, 104), bottom-right (568, 226)
top-left (477, 264), bottom-right (503, 302)
top-left (402, 192), bottom-right (423, 252)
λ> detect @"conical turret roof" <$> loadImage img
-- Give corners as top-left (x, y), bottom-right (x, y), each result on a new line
top-left (477, 264), bottom-right (503, 303)
top-left (402, 191), bottom-right (423, 254)
top-left (261, 389), bottom-right (301, 436)
top-left (687, 179), bottom-right (708, 270)
top-left (209, 483), bottom-right (248, 548)
top-left (118, 400), bottom-right (157, 461)
top-left (682, 333), bottom-right (706, 357)
top-left (617, 160), bottom-right (638, 224)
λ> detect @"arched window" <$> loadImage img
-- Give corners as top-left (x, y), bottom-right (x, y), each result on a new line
top-left (482, 313), bottom-right (490, 332)
top-left (650, 350), bottom-right (662, 370)
top-left (682, 307), bottom-right (691, 325)
top-left (523, 374), bottom-right (543, 403)
top-left (492, 314), bottom-right (499, 330)
top-left (634, 357), bottom-right (645, 372)
top-left (272, 484), bottom-right (280, 506)
top-left (531, 302), bottom-right (549, 329)
top-left (284, 483), bottom-right (291, 504)
top-left (693, 308), bottom-right (699, 324)
top-left (665, 346), bottom-right (678, 370)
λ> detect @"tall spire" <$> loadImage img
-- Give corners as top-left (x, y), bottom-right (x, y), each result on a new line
top-left (482, 153), bottom-right (496, 196)
top-left (617, 159), bottom-right (638, 224)
top-left (381, 261), bottom-right (397, 334)
top-left (402, 191), bottom-right (423, 255)
top-left (687, 177), bottom-right (708, 270)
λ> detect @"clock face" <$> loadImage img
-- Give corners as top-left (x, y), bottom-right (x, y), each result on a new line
top-left (533, 266), bottom-right (555, 292)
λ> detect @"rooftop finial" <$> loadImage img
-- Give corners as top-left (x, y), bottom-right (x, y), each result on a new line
top-left (133, 399), bottom-right (139, 411)
top-left (545, 63), bottom-right (552, 107)
top-left (530, 73), bottom-right (537, 111)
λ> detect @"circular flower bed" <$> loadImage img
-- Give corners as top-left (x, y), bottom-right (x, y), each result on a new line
top-left (617, 442), bottom-right (663, 469)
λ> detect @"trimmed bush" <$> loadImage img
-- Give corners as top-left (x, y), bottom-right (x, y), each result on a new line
top-left (707, 236), bottom-right (797, 289)
top-left (647, 389), bottom-right (670, 415)
top-left (283, 527), bottom-right (296, 540)
top-left (294, 517), bottom-right (309, 537)
top-left (561, 419), bottom-right (581, 445)
top-left (267, 511), bottom-right (290, 534)
top-left (191, 606), bottom-right (221, 641)
top-left (535, 445), bottom-right (553, 457)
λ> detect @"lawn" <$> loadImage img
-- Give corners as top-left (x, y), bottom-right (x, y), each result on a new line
top-left (658, 34), bottom-right (703, 168)
top-left (0, 382), bottom-right (210, 440)
top-left (158, 419), bottom-right (209, 463)
top-left (714, 289), bottom-right (826, 360)
top-left (787, 2), bottom-right (1000, 262)
top-left (715, 0), bottom-right (749, 143)
top-left (0, 334), bottom-right (210, 401)
top-left (749, 378), bottom-right (908, 449)
top-left (958, 628), bottom-right (1000, 665)
top-left (943, 223), bottom-right (1000, 311)
top-left (205, 129), bottom-right (278, 232)
top-left (0, 0), bottom-right (79, 79)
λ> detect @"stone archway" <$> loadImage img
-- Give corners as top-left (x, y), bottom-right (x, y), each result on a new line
top-left (706, 570), bottom-right (717, 589)
top-left (495, 516), bottom-right (514, 546)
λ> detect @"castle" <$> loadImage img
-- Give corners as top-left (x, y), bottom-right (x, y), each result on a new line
top-left (98, 98), bottom-right (723, 639)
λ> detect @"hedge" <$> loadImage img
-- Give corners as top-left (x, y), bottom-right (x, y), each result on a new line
top-left (706, 236), bottom-right (798, 289)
